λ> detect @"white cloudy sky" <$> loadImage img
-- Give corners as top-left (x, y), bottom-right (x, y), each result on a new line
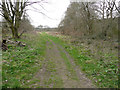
top-left (0, 0), bottom-right (119, 28)
top-left (26, 0), bottom-right (119, 28)
top-left (26, 0), bottom-right (70, 28)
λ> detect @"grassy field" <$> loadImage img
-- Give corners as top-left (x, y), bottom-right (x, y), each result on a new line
top-left (2, 32), bottom-right (118, 88)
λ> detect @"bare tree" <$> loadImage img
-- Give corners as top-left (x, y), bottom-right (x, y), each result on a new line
top-left (59, 2), bottom-right (97, 36)
top-left (59, 1), bottom-right (118, 39)
top-left (106, 0), bottom-right (116, 19)
top-left (0, 0), bottom-right (28, 39)
top-left (0, 0), bottom-right (46, 39)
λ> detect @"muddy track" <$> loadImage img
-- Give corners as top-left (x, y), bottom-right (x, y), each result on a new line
top-left (31, 38), bottom-right (96, 88)
top-left (47, 40), bottom-right (78, 88)
top-left (46, 39), bottom-right (95, 88)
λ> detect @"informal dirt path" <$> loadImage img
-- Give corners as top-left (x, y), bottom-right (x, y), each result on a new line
top-left (31, 32), bottom-right (96, 88)
top-left (47, 40), bottom-right (96, 88)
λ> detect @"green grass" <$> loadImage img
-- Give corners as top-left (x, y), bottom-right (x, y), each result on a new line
top-left (2, 32), bottom-right (64, 88)
top-left (58, 47), bottom-right (78, 80)
top-left (43, 59), bottom-right (63, 88)
top-left (2, 32), bottom-right (118, 88)
top-left (44, 74), bottom-right (63, 88)
top-left (44, 33), bottom-right (118, 88)
top-left (2, 33), bottom-right (47, 88)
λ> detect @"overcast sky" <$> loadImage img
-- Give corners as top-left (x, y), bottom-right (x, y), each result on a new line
top-left (27, 0), bottom-right (70, 28)
top-left (0, 0), bottom-right (119, 28)
top-left (26, 0), bottom-right (119, 28)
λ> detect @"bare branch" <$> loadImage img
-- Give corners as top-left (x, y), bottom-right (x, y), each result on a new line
top-left (114, 1), bottom-right (120, 13)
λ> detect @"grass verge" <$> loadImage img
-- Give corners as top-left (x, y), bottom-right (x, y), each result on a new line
top-left (2, 32), bottom-right (47, 88)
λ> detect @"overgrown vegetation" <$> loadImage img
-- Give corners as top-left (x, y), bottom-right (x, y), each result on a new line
top-left (59, 1), bottom-right (119, 40)
top-left (2, 32), bottom-right (47, 88)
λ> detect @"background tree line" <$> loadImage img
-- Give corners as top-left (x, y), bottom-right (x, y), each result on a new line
top-left (58, 0), bottom-right (119, 40)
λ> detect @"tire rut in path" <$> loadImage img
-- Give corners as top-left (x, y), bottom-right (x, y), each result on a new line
top-left (58, 45), bottom-right (96, 88)
top-left (46, 41), bottom-right (74, 88)
top-left (46, 40), bottom-right (96, 88)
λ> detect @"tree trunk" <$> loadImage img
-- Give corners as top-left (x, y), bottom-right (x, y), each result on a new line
top-left (10, 25), bottom-right (19, 39)
top-left (10, 25), bottom-right (15, 39)
top-left (110, 10), bottom-right (113, 19)
top-left (14, 27), bottom-right (19, 39)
